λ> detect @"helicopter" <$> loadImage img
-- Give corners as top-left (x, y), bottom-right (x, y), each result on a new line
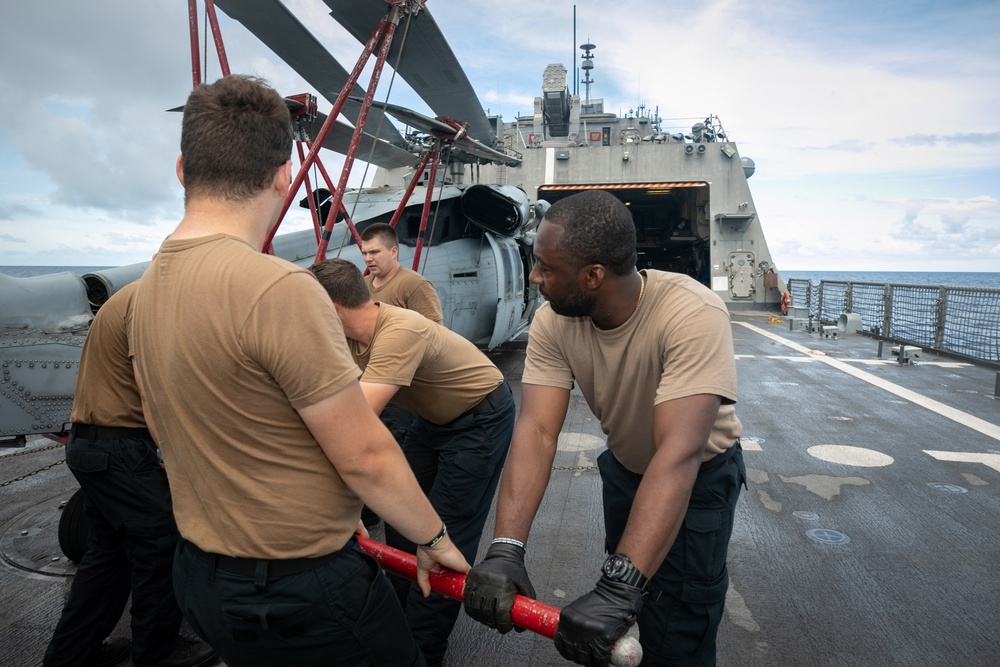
top-left (0, 0), bottom-right (543, 445)
top-left (0, 0), bottom-right (788, 447)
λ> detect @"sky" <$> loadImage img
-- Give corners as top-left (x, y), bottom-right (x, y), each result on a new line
top-left (1, 0), bottom-right (998, 272)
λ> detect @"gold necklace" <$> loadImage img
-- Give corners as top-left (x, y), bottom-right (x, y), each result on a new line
top-left (634, 273), bottom-right (646, 313)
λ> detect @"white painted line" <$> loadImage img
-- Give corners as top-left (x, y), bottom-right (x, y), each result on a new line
top-left (924, 451), bottom-right (1000, 474)
top-left (737, 321), bottom-right (1000, 443)
top-left (739, 355), bottom-right (970, 368)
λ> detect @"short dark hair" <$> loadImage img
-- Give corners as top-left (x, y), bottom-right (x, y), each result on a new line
top-left (180, 75), bottom-right (292, 204)
top-left (542, 190), bottom-right (637, 276)
top-left (309, 258), bottom-right (371, 308)
top-left (360, 222), bottom-right (399, 248)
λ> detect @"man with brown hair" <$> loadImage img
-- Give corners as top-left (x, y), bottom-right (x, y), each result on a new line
top-left (359, 222), bottom-right (444, 508)
top-left (361, 222), bottom-right (443, 324)
top-left (131, 75), bottom-right (467, 667)
top-left (44, 281), bottom-right (216, 667)
top-left (310, 258), bottom-right (515, 667)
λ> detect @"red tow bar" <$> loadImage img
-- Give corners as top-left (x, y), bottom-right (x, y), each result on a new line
top-left (357, 536), bottom-right (642, 667)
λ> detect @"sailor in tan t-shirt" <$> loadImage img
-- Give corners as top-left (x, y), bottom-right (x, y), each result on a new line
top-left (130, 75), bottom-right (467, 667)
top-left (44, 281), bottom-right (216, 667)
top-left (463, 190), bottom-right (747, 667)
top-left (310, 258), bottom-right (515, 666)
top-left (359, 222), bottom-right (444, 521)
top-left (361, 222), bottom-right (444, 324)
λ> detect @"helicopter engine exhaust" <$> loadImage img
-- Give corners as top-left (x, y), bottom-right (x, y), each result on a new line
top-left (459, 184), bottom-right (530, 237)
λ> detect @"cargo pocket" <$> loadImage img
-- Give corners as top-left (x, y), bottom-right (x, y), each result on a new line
top-left (453, 448), bottom-right (493, 479)
top-left (122, 514), bottom-right (179, 569)
top-left (681, 509), bottom-right (729, 605)
top-left (221, 602), bottom-right (313, 644)
top-left (648, 509), bottom-right (730, 660)
top-left (66, 449), bottom-right (108, 474)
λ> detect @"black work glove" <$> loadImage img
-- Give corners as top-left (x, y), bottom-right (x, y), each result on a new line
top-left (463, 542), bottom-right (536, 634)
top-left (554, 576), bottom-right (645, 667)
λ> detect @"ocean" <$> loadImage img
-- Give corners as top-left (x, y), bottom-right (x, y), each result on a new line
top-left (3, 266), bottom-right (998, 289)
top-left (781, 270), bottom-right (1000, 290)
top-left (1, 266), bottom-right (114, 278)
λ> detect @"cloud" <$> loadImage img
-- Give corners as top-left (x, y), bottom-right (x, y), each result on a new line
top-left (1, 233), bottom-right (26, 243)
top-left (892, 132), bottom-right (1000, 147)
top-left (1, 0), bottom-right (998, 272)
top-left (0, 201), bottom-right (40, 221)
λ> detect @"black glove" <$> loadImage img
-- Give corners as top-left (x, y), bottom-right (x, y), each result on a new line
top-left (554, 576), bottom-right (645, 667)
top-left (463, 542), bottom-right (536, 634)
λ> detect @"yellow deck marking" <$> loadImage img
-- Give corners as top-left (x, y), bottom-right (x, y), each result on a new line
top-left (737, 322), bottom-right (1000, 443)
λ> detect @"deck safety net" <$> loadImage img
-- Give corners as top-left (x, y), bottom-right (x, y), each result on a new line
top-left (785, 278), bottom-right (1000, 364)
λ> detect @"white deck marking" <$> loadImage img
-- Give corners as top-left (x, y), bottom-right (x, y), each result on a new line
top-left (924, 451), bottom-right (1000, 474)
top-left (738, 322), bottom-right (1000, 443)
top-left (808, 445), bottom-right (894, 467)
top-left (752, 355), bottom-right (969, 368)
top-left (557, 432), bottom-right (605, 452)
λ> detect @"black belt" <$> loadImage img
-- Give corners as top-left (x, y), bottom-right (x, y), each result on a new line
top-left (215, 552), bottom-right (338, 579)
top-left (701, 439), bottom-right (742, 471)
top-left (70, 423), bottom-right (152, 442)
top-left (184, 538), bottom-right (342, 586)
top-left (468, 381), bottom-right (511, 415)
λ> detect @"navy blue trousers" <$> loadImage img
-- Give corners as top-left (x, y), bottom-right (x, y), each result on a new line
top-left (599, 442), bottom-right (746, 667)
top-left (384, 386), bottom-right (516, 664)
top-left (44, 433), bottom-right (182, 666)
top-left (173, 537), bottom-right (424, 667)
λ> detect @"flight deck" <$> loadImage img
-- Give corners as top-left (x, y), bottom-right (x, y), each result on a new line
top-left (2, 311), bottom-right (998, 666)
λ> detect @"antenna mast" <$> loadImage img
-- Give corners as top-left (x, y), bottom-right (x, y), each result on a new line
top-left (580, 43), bottom-right (596, 105)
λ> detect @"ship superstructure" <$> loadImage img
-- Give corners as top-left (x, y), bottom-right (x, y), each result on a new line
top-left (375, 45), bottom-right (785, 309)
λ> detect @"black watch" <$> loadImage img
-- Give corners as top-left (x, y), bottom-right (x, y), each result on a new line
top-left (602, 553), bottom-right (649, 591)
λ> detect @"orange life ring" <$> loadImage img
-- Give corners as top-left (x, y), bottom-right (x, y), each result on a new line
top-left (780, 291), bottom-right (791, 316)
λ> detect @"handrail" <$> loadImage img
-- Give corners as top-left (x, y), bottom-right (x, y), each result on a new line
top-left (786, 278), bottom-right (1000, 365)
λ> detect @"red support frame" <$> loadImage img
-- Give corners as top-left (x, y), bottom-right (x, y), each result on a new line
top-left (412, 148), bottom-right (439, 272)
top-left (296, 142), bottom-right (322, 245)
top-left (187, 0), bottom-right (230, 87)
top-left (203, 0), bottom-right (231, 77)
top-left (387, 151), bottom-right (432, 230)
top-left (186, 1), bottom-right (433, 265)
top-left (186, 0), bottom-right (201, 88)
top-left (313, 5), bottom-right (403, 263)
top-left (265, 15), bottom-right (394, 257)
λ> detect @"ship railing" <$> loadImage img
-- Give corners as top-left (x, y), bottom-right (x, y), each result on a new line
top-left (786, 278), bottom-right (1000, 365)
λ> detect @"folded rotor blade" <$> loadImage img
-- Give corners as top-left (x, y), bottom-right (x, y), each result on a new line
top-left (305, 111), bottom-right (419, 170)
top-left (365, 99), bottom-right (520, 167)
top-left (321, 0), bottom-right (496, 147)
top-left (214, 0), bottom-right (406, 148)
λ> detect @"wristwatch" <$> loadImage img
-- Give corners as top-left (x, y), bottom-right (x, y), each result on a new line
top-left (602, 553), bottom-right (649, 591)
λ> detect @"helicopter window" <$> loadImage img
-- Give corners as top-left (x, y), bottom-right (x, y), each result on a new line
top-left (405, 214), bottom-right (452, 245)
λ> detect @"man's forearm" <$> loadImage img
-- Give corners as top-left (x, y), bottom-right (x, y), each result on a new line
top-left (300, 385), bottom-right (440, 545)
top-left (616, 393), bottom-right (721, 575)
top-left (493, 424), bottom-right (558, 542)
top-left (614, 449), bottom-right (701, 575)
